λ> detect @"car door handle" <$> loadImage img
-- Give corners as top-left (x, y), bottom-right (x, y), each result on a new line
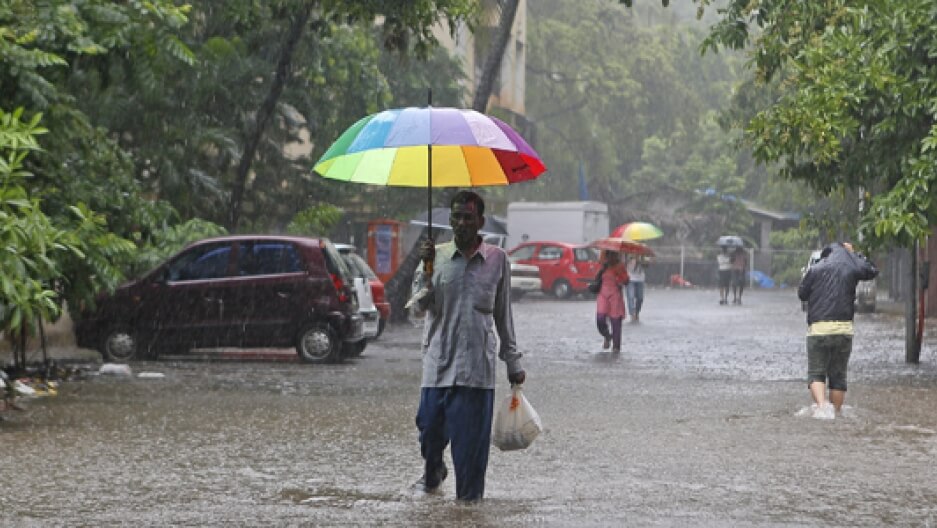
top-left (276, 290), bottom-right (291, 298)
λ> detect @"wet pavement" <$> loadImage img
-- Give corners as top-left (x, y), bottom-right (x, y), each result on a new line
top-left (2, 288), bottom-right (937, 526)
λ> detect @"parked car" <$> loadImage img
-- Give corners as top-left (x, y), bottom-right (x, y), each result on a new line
top-left (856, 276), bottom-right (877, 313)
top-left (508, 241), bottom-right (602, 299)
top-left (74, 235), bottom-right (365, 363)
top-left (509, 260), bottom-right (542, 300)
top-left (800, 249), bottom-right (877, 312)
top-left (334, 243), bottom-right (388, 340)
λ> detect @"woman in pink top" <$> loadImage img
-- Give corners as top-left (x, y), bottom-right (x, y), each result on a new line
top-left (595, 250), bottom-right (630, 354)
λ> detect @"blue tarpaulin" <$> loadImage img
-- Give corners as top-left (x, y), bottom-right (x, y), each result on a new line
top-left (749, 270), bottom-right (775, 288)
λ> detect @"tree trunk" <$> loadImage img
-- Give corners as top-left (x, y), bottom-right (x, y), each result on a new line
top-left (471, 0), bottom-right (520, 113)
top-left (906, 240), bottom-right (921, 363)
top-left (386, 227), bottom-right (432, 323)
top-left (227, 4), bottom-right (313, 231)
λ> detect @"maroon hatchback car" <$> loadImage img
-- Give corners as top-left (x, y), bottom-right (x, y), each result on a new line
top-left (74, 235), bottom-right (364, 363)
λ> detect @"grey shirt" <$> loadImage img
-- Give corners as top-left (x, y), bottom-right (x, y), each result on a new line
top-left (418, 240), bottom-right (522, 389)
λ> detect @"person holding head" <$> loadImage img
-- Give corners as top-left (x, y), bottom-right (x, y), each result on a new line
top-left (797, 242), bottom-right (878, 418)
top-left (595, 250), bottom-right (630, 354)
top-left (413, 190), bottom-right (526, 501)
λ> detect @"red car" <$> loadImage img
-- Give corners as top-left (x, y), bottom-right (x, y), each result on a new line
top-left (508, 241), bottom-right (603, 299)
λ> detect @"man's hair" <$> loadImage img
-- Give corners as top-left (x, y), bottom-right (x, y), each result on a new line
top-left (450, 190), bottom-right (485, 216)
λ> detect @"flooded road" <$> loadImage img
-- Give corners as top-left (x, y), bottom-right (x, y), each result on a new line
top-left (3, 288), bottom-right (937, 526)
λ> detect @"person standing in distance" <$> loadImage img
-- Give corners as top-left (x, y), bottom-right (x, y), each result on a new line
top-left (413, 190), bottom-right (526, 500)
top-left (797, 242), bottom-right (878, 418)
top-left (731, 247), bottom-right (748, 304)
top-left (624, 254), bottom-right (648, 323)
top-left (716, 247), bottom-right (733, 305)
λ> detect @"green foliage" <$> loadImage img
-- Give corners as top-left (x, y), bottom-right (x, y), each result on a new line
top-left (287, 204), bottom-right (343, 237)
top-left (769, 226), bottom-right (820, 288)
top-left (703, 0), bottom-right (937, 250)
top-left (50, 0), bottom-right (475, 230)
top-left (1, 0), bottom-right (194, 110)
top-left (0, 108), bottom-right (72, 340)
top-left (57, 202), bottom-right (138, 318)
top-left (511, 0), bottom-right (757, 247)
top-left (2, 2), bottom-right (198, 333)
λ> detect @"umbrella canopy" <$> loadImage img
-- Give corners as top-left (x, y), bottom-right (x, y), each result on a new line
top-left (313, 104), bottom-right (545, 275)
top-left (717, 235), bottom-right (745, 248)
top-left (611, 222), bottom-right (663, 241)
top-left (312, 106), bottom-right (545, 188)
top-left (589, 237), bottom-right (655, 256)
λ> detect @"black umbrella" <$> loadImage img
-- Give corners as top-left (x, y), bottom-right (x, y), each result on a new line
top-left (717, 235), bottom-right (745, 248)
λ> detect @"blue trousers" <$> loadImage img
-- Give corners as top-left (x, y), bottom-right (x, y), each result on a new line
top-left (626, 281), bottom-right (645, 316)
top-left (416, 386), bottom-right (494, 500)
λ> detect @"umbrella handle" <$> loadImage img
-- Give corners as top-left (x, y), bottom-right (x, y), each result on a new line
top-left (422, 233), bottom-right (434, 276)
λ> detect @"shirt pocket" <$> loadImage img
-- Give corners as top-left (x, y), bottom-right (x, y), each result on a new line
top-left (473, 283), bottom-right (496, 314)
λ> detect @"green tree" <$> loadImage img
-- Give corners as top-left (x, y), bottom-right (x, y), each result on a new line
top-left (514, 0), bottom-right (752, 246)
top-left (287, 204), bottom-right (343, 237)
top-left (0, 108), bottom-right (135, 369)
top-left (702, 0), bottom-right (937, 250)
top-left (57, 0), bottom-right (477, 232)
top-left (2, 1), bottom-right (195, 315)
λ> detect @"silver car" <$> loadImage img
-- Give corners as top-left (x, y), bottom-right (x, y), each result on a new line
top-left (509, 261), bottom-right (542, 300)
top-left (334, 243), bottom-right (380, 356)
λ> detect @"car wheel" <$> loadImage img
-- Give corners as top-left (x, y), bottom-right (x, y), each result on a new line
top-left (374, 318), bottom-right (386, 339)
top-left (552, 279), bottom-right (571, 299)
top-left (296, 323), bottom-right (341, 363)
top-left (100, 326), bottom-right (139, 362)
top-left (344, 339), bottom-right (367, 358)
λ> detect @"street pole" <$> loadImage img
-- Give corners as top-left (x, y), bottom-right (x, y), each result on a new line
top-left (748, 247), bottom-right (755, 289)
top-left (680, 244), bottom-right (685, 282)
top-left (906, 240), bottom-right (920, 363)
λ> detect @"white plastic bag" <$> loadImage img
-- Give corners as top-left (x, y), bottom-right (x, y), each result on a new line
top-left (492, 385), bottom-right (542, 451)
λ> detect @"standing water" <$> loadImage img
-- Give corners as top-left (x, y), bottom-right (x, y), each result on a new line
top-left (2, 288), bottom-right (936, 526)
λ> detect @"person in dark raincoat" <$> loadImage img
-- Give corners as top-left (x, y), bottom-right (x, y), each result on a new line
top-left (797, 242), bottom-right (878, 418)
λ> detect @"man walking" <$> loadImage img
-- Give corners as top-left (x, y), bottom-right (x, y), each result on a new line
top-left (797, 242), bottom-right (878, 419)
top-left (413, 190), bottom-right (526, 500)
top-left (625, 254), bottom-right (647, 322)
top-left (731, 247), bottom-right (748, 304)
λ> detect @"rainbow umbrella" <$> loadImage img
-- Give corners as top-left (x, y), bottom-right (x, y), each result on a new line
top-left (611, 221), bottom-right (663, 241)
top-left (313, 106), bottom-right (546, 229)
